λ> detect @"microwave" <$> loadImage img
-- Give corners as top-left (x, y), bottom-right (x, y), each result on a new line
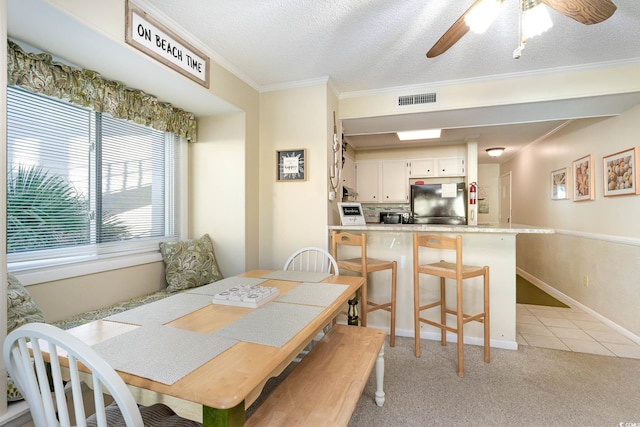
top-left (379, 212), bottom-right (410, 224)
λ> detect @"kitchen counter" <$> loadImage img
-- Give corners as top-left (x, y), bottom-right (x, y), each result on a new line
top-left (328, 224), bottom-right (554, 350)
top-left (329, 223), bottom-right (553, 234)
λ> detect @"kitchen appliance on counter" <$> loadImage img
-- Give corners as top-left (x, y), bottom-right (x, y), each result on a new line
top-left (411, 182), bottom-right (467, 224)
top-left (380, 211), bottom-right (411, 224)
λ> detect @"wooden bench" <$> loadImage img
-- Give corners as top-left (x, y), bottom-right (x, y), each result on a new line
top-left (245, 324), bottom-right (386, 427)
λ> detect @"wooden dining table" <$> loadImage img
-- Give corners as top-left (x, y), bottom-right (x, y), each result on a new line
top-left (65, 269), bottom-right (365, 426)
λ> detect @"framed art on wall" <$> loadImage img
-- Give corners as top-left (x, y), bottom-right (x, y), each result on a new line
top-left (603, 147), bottom-right (638, 197)
top-left (551, 167), bottom-right (569, 200)
top-left (276, 149), bottom-right (306, 181)
top-left (572, 154), bottom-right (594, 202)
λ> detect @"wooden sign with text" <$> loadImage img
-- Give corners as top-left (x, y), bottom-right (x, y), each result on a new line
top-left (125, 1), bottom-right (210, 88)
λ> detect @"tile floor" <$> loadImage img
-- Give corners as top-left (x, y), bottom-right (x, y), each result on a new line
top-left (516, 303), bottom-right (640, 359)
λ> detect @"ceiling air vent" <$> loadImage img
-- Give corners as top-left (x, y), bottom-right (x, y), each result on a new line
top-left (398, 92), bottom-right (437, 107)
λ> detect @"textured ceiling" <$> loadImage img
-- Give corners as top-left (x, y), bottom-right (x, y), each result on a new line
top-left (139, 0), bottom-right (640, 161)
top-left (8, 1), bottom-right (640, 162)
top-left (142, 0), bottom-right (640, 93)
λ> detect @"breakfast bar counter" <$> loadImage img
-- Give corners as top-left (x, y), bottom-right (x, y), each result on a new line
top-left (328, 223), bottom-right (554, 349)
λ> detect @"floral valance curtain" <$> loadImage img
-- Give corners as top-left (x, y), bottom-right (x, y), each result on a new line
top-left (7, 39), bottom-right (197, 142)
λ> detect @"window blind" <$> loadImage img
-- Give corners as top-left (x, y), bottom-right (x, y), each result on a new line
top-left (6, 86), bottom-right (179, 263)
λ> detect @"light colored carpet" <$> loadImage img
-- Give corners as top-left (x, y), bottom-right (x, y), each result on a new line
top-left (349, 335), bottom-right (640, 426)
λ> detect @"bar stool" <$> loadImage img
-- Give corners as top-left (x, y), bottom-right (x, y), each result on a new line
top-left (331, 230), bottom-right (397, 346)
top-left (413, 233), bottom-right (490, 377)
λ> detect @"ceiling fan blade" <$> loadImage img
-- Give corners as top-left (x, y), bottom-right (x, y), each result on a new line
top-left (426, 0), bottom-right (485, 58)
top-left (541, 0), bottom-right (617, 25)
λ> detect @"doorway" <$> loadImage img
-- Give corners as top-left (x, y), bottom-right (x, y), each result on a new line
top-left (499, 172), bottom-right (511, 224)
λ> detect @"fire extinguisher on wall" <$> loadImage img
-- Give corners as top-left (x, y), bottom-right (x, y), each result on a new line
top-left (469, 182), bottom-right (477, 205)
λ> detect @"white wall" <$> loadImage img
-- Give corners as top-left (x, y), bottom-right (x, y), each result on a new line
top-left (503, 105), bottom-right (640, 337)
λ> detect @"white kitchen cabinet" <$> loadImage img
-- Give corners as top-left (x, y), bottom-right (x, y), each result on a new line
top-left (408, 159), bottom-right (435, 178)
top-left (381, 160), bottom-right (409, 202)
top-left (355, 160), bottom-right (409, 203)
top-left (437, 157), bottom-right (465, 176)
top-left (409, 157), bottom-right (465, 178)
top-left (355, 161), bottom-right (380, 202)
top-left (341, 155), bottom-right (356, 190)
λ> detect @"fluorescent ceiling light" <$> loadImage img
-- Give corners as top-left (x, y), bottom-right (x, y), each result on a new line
top-left (397, 129), bottom-right (442, 141)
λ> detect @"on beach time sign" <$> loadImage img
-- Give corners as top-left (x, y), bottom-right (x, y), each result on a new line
top-left (125, 1), bottom-right (210, 88)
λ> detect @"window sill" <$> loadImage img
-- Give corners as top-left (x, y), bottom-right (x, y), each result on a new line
top-left (10, 251), bottom-right (164, 286)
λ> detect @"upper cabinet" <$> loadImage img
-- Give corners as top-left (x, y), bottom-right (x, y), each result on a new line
top-left (436, 157), bottom-right (465, 176)
top-left (409, 157), bottom-right (465, 178)
top-left (355, 160), bottom-right (409, 203)
top-left (341, 155), bottom-right (356, 189)
top-left (408, 159), bottom-right (435, 177)
top-left (355, 161), bottom-right (380, 202)
top-left (381, 160), bottom-right (409, 202)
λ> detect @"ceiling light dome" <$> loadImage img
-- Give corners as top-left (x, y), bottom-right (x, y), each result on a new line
top-left (486, 147), bottom-right (505, 157)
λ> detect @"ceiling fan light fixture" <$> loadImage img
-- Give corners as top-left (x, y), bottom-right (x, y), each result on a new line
top-left (486, 147), bottom-right (505, 157)
top-left (397, 129), bottom-right (442, 141)
top-left (521, 0), bottom-right (553, 39)
top-left (465, 0), bottom-right (503, 34)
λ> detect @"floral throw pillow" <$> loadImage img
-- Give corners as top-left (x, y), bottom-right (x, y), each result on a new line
top-left (7, 273), bottom-right (46, 333)
top-left (6, 273), bottom-right (46, 402)
top-left (159, 234), bottom-right (223, 292)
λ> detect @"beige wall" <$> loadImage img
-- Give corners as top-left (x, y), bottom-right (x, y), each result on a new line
top-left (340, 62), bottom-right (640, 120)
top-left (191, 113), bottom-right (249, 277)
top-left (478, 163), bottom-right (500, 224)
top-left (258, 83), bottom-right (332, 269)
top-left (503, 105), bottom-right (640, 337)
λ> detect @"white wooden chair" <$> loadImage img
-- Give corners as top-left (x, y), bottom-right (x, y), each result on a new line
top-left (283, 246), bottom-right (339, 275)
top-left (283, 247), bottom-right (339, 360)
top-left (3, 322), bottom-right (201, 427)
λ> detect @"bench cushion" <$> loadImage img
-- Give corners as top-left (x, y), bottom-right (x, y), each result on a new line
top-left (51, 289), bottom-right (173, 330)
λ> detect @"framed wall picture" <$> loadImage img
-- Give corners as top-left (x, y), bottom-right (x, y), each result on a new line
top-left (572, 154), bottom-right (594, 202)
top-left (276, 149), bottom-right (306, 181)
top-left (603, 147), bottom-right (638, 196)
top-left (551, 167), bottom-right (569, 200)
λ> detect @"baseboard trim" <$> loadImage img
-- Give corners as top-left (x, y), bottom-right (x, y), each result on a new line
top-left (517, 267), bottom-right (640, 346)
top-left (394, 327), bottom-right (518, 351)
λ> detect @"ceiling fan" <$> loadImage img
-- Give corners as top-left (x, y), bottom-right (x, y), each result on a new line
top-left (426, 0), bottom-right (617, 59)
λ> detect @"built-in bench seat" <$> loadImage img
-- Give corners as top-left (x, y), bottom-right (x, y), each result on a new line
top-left (51, 233), bottom-right (223, 330)
top-left (51, 289), bottom-right (174, 330)
top-left (245, 324), bottom-right (386, 427)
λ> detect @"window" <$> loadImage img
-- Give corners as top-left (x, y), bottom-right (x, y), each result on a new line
top-left (6, 86), bottom-right (181, 271)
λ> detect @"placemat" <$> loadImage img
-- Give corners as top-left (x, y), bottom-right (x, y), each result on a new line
top-left (260, 270), bottom-right (331, 283)
top-left (92, 324), bottom-right (237, 385)
top-left (276, 282), bottom-right (349, 307)
top-left (105, 293), bottom-right (212, 325)
top-left (215, 302), bottom-right (324, 348)
top-left (186, 276), bottom-right (268, 296)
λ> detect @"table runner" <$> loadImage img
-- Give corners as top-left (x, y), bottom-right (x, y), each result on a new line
top-left (105, 293), bottom-right (212, 326)
top-left (260, 270), bottom-right (331, 283)
top-left (92, 324), bottom-right (237, 385)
